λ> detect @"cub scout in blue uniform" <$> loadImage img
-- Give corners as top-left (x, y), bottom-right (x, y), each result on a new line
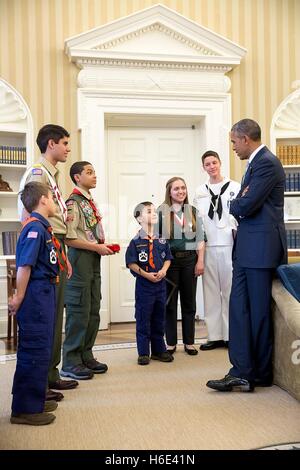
top-left (61, 161), bottom-right (115, 380)
top-left (9, 182), bottom-right (59, 426)
top-left (126, 201), bottom-right (174, 366)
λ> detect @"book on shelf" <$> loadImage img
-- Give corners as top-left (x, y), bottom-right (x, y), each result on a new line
top-left (276, 144), bottom-right (300, 165)
top-left (286, 229), bottom-right (300, 249)
top-left (285, 173), bottom-right (300, 192)
top-left (0, 145), bottom-right (26, 165)
top-left (2, 231), bottom-right (20, 255)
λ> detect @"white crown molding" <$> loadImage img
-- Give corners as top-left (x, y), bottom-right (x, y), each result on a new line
top-left (65, 4), bottom-right (246, 74)
top-left (0, 79), bottom-right (28, 124)
top-left (271, 86), bottom-right (300, 132)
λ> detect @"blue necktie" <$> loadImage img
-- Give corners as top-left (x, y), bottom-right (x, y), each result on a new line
top-left (242, 161), bottom-right (250, 185)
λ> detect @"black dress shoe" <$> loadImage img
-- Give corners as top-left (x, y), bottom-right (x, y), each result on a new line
top-left (184, 345), bottom-right (198, 356)
top-left (200, 340), bottom-right (226, 351)
top-left (206, 374), bottom-right (254, 392)
top-left (49, 378), bottom-right (79, 390)
top-left (46, 389), bottom-right (64, 402)
top-left (167, 346), bottom-right (176, 354)
top-left (254, 378), bottom-right (273, 387)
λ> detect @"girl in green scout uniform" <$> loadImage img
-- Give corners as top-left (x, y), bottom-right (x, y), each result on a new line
top-left (61, 161), bottom-right (115, 380)
top-left (157, 177), bottom-right (206, 356)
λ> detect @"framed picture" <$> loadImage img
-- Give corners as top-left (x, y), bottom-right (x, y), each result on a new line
top-left (284, 196), bottom-right (300, 221)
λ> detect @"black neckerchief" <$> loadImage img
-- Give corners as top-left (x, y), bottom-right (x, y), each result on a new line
top-left (206, 181), bottom-right (230, 220)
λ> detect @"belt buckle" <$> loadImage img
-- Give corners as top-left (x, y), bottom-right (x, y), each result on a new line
top-left (50, 276), bottom-right (60, 284)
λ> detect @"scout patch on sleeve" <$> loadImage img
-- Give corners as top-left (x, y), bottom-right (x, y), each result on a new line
top-left (31, 168), bottom-right (43, 175)
top-left (27, 231), bottom-right (38, 238)
top-left (66, 200), bottom-right (74, 207)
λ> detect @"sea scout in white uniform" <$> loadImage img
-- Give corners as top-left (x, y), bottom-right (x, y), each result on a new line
top-left (194, 158), bottom-right (240, 349)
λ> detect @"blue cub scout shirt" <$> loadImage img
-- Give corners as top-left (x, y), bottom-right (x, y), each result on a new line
top-left (16, 211), bottom-right (58, 280)
top-left (125, 229), bottom-right (173, 278)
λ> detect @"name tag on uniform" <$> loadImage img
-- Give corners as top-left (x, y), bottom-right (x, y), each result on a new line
top-left (27, 231), bottom-right (38, 238)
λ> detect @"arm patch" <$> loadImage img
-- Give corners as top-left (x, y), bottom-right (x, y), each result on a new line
top-left (32, 168), bottom-right (43, 175)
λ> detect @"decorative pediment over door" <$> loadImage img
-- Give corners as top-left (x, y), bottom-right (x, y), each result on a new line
top-left (65, 3), bottom-right (246, 94)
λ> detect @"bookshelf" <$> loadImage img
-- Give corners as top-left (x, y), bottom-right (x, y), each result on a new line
top-left (270, 83), bottom-right (300, 260)
top-left (0, 78), bottom-right (33, 337)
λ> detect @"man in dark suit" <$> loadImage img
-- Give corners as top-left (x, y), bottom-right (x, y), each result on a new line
top-left (206, 119), bottom-right (287, 392)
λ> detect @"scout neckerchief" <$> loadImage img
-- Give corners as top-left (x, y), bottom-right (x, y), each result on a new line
top-left (21, 216), bottom-right (66, 273)
top-left (174, 206), bottom-right (185, 232)
top-left (19, 164), bottom-right (67, 222)
top-left (206, 181), bottom-right (230, 220)
top-left (146, 234), bottom-right (155, 269)
top-left (70, 188), bottom-right (105, 243)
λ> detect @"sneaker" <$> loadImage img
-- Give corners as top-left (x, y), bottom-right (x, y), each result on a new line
top-left (138, 355), bottom-right (150, 365)
top-left (151, 352), bottom-right (174, 362)
top-left (84, 358), bottom-right (108, 374)
top-left (44, 401), bottom-right (58, 413)
top-left (61, 364), bottom-right (94, 380)
top-left (10, 412), bottom-right (56, 426)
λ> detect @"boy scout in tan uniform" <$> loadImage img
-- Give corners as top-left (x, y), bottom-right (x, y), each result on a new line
top-left (19, 124), bottom-right (78, 395)
top-left (61, 161), bottom-right (115, 380)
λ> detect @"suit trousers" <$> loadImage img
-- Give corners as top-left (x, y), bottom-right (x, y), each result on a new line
top-left (166, 252), bottom-right (197, 346)
top-left (63, 249), bottom-right (101, 367)
top-left (228, 260), bottom-right (274, 382)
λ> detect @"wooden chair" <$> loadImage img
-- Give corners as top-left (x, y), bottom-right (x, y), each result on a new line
top-left (6, 259), bottom-right (17, 347)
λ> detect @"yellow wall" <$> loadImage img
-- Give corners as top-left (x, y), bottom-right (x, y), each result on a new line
top-left (1, 0), bottom-right (300, 192)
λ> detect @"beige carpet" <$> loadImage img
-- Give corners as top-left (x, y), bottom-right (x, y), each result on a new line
top-left (0, 345), bottom-right (300, 450)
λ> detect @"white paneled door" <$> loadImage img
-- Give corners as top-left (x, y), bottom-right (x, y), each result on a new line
top-left (107, 125), bottom-right (203, 323)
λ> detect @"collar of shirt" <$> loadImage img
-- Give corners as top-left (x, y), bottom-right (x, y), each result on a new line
top-left (40, 156), bottom-right (59, 179)
top-left (137, 228), bottom-right (159, 240)
top-left (248, 144), bottom-right (265, 165)
top-left (206, 176), bottom-right (230, 189)
top-left (30, 211), bottom-right (51, 229)
top-left (72, 186), bottom-right (92, 200)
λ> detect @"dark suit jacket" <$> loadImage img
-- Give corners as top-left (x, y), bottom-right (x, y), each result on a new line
top-left (230, 146), bottom-right (287, 268)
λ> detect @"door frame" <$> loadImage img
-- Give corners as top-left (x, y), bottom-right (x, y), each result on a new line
top-left (78, 92), bottom-right (231, 328)
top-left (106, 119), bottom-right (204, 323)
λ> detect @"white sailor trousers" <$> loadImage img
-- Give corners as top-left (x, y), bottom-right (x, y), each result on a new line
top-left (202, 245), bottom-right (233, 341)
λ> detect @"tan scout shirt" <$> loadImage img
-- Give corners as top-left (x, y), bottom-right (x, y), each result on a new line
top-left (66, 188), bottom-right (99, 244)
top-left (24, 157), bottom-right (67, 235)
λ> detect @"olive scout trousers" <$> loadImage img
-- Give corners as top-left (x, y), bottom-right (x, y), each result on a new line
top-left (63, 248), bottom-right (101, 368)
